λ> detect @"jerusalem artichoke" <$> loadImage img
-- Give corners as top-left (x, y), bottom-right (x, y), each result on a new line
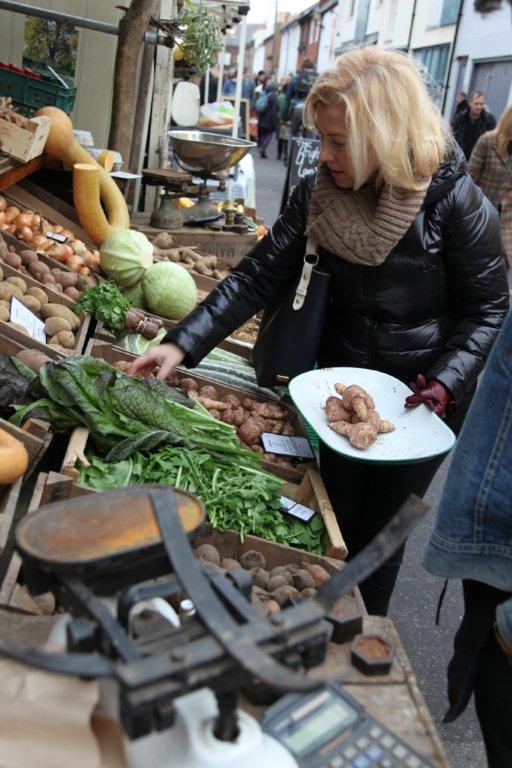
top-left (334, 383), bottom-right (375, 420)
top-left (329, 420), bottom-right (378, 450)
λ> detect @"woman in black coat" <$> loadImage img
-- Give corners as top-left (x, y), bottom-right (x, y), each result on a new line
top-left (256, 78), bottom-right (279, 158)
top-left (131, 47), bottom-right (509, 615)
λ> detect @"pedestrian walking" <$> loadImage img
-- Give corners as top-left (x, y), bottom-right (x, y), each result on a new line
top-left (451, 90), bottom-right (497, 160)
top-left (468, 104), bottom-right (512, 267)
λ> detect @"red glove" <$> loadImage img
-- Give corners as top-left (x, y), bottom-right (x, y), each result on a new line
top-left (404, 374), bottom-right (454, 417)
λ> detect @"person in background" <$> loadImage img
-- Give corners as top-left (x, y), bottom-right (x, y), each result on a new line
top-left (285, 57), bottom-right (318, 120)
top-left (453, 90), bottom-right (468, 116)
top-left (222, 67), bottom-right (237, 97)
top-left (129, 46), bottom-right (509, 616)
top-left (468, 104), bottom-right (512, 268)
top-left (255, 78), bottom-right (278, 159)
top-left (199, 66), bottom-right (219, 105)
top-left (451, 89), bottom-right (497, 159)
top-left (290, 93), bottom-right (319, 140)
top-left (423, 308), bottom-right (512, 768)
top-left (241, 67), bottom-right (255, 108)
top-left (254, 70), bottom-right (266, 97)
top-left (276, 78), bottom-right (291, 162)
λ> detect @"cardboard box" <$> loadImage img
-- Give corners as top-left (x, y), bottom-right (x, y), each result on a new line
top-left (0, 115), bottom-right (51, 163)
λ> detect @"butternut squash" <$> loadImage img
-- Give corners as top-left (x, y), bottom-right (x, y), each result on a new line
top-left (0, 427), bottom-right (29, 485)
top-left (34, 106), bottom-right (130, 242)
top-left (72, 164), bottom-right (114, 245)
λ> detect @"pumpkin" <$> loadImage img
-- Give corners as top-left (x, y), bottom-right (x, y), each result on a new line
top-left (0, 427), bottom-right (29, 485)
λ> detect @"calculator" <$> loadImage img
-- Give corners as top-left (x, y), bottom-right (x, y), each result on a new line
top-left (260, 683), bottom-right (436, 768)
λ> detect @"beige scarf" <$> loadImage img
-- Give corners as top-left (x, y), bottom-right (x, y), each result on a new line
top-left (306, 162), bottom-right (431, 266)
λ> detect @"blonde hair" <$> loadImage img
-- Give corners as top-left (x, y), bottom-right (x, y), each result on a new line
top-left (491, 104), bottom-right (512, 156)
top-left (304, 46), bottom-right (453, 191)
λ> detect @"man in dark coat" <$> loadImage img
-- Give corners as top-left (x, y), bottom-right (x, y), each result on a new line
top-left (451, 90), bottom-right (496, 159)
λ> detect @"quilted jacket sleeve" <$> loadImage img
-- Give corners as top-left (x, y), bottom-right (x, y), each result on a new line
top-left (426, 176), bottom-right (510, 403)
top-left (163, 175), bottom-right (313, 366)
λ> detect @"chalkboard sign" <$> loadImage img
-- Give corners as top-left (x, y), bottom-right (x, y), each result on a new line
top-left (280, 137), bottom-right (320, 213)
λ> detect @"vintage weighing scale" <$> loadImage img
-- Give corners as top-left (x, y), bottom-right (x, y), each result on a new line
top-left (0, 486), bottom-right (435, 768)
top-left (163, 129), bottom-right (256, 226)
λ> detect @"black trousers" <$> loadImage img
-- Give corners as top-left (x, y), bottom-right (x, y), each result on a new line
top-left (446, 580), bottom-right (512, 768)
top-left (319, 442), bottom-right (444, 615)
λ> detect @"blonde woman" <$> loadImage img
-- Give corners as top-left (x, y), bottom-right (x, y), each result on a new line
top-left (130, 47), bottom-right (509, 615)
top-left (468, 104), bottom-right (512, 266)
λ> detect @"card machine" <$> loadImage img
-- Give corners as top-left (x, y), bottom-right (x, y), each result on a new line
top-left (261, 683), bottom-right (436, 768)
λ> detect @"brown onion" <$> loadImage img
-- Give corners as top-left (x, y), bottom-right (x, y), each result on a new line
top-left (0, 196), bottom-right (7, 213)
top-left (59, 228), bottom-right (75, 242)
top-left (13, 211), bottom-right (34, 229)
top-left (4, 206), bottom-right (20, 224)
top-left (17, 226), bottom-right (34, 242)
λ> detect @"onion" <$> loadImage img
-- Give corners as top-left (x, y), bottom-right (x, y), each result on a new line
top-left (4, 206), bottom-right (20, 224)
top-left (32, 234), bottom-right (50, 249)
top-left (0, 212), bottom-right (5, 226)
top-left (52, 224), bottom-right (63, 234)
top-left (14, 211), bottom-right (34, 229)
top-left (0, 196), bottom-right (7, 213)
top-left (17, 226), bottom-right (34, 242)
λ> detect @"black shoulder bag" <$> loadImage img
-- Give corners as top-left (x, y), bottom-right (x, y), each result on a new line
top-left (251, 238), bottom-right (330, 388)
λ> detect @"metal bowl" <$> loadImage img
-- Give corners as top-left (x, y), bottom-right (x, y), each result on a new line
top-left (168, 130), bottom-right (256, 174)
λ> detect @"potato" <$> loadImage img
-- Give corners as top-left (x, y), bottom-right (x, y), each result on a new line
top-left (239, 550), bottom-right (267, 570)
top-left (0, 265), bottom-right (2, 281)
top-left (291, 569), bottom-right (316, 591)
top-left (52, 269), bottom-right (78, 288)
top-left (0, 302), bottom-right (9, 321)
top-left (63, 286), bottom-right (80, 302)
top-left (26, 286), bottom-right (48, 307)
top-left (15, 349), bottom-right (52, 373)
top-left (267, 574), bottom-right (292, 592)
top-left (40, 303), bottom-right (80, 330)
top-left (18, 295), bottom-right (41, 313)
top-left (19, 249), bottom-right (39, 266)
top-left (9, 322), bottom-right (28, 335)
top-left (3, 252), bottom-right (22, 269)
top-left (194, 543), bottom-right (221, 565)
top-left (45, 317), bottom-right (72, 336)
top-left (271, 585), bottom-right (300, 607)
top-left (48, 330), bottom-right (75, 349)
top-left (28, 260), bottom-right (49, 276)
top-left (0, 283), bottom-right (23, 301)
top-left (41, 272), bottom-right (56, 284)
top-left (6, 276), bottom-right (27, 293)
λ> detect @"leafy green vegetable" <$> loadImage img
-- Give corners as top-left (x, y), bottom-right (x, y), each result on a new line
top-left (78, 446), bottom-right (326, 554)
top-left (74, 281), bottom-right (132, 335)
top-left (10, 357), bottom-right (261, 467)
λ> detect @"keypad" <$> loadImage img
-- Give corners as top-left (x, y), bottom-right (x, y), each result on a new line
top-left (319, 730), bottom-right (434, 768)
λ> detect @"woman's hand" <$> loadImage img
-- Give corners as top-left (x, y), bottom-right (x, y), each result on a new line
top-left (404, 374), bottom-right (453, 417)
top-left (128, 343), bottom-right (185, 381)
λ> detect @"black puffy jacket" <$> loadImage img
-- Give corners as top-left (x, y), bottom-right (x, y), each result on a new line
top-left (165, 151), bottom-right (509, 406)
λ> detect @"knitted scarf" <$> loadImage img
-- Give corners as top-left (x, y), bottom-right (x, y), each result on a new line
top-left (306, 162), bottom-right (431, 266)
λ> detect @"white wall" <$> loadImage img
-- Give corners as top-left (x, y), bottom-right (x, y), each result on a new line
top-left (377, 0), bottom-right (412, 49)
top-left (317, 7), bottom-right (338, 73)
top-left (278, 23), bottom-right (300, 79)
top-left (410, 0), bottom-right (457, 50)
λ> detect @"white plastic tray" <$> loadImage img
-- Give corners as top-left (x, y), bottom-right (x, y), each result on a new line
top-left (289, 367), bottom-right (456, 464)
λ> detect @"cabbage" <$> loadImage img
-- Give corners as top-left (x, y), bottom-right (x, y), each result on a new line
top-left (100, 230), bottom-right (153, 287)
top-left (123, 280), bottom-right (147, 309)
top-left (142, 262), bottom-right (197, 320)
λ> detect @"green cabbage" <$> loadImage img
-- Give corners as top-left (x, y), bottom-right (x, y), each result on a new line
top-left (142, 262), bottom-right (197, 320)
top-left (100, 230), bottom-right (153, 287)
top-left (122, 280), bottom-right (147, 309)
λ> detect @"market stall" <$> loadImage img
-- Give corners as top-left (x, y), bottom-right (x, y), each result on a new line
top-left (0, 36), bottom-right (449, 768)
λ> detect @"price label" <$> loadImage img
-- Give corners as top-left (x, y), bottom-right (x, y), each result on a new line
top-left (10, 296), bottom-right (46, 343)
top-left (280, 496), bottom-right (316, 522)
top-left (261, 433), bottom-right (314, 460)
top-left (45, 231), bottom-right (67, 243)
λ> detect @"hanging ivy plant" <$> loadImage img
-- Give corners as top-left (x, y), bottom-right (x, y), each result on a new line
top-left (175, 4), bottom-right (222, 75)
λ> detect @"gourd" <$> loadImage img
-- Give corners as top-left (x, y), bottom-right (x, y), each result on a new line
top-left (73, 164), bottom-right (115, 245)
top-left (34, 106), bottom-right (130, 243)
top-left (0, 428), bottom-right (29, 485)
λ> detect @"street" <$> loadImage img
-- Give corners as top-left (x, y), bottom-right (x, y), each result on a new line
top-left (250, 136), bottom-right (486, 768)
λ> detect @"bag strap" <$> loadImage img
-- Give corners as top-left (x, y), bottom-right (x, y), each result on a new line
top-left (293, 237), bottom-right (319, 310)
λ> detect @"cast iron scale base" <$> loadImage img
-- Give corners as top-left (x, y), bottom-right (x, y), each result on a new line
top-left (0, 486), bottom-right (427, 766)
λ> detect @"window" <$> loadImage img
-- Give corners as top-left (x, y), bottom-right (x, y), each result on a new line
top-left (414, 44), bottom-right (450, 104)
top-left (440, 0), bottom-right (461, 25)
top-left (23, 17), bottom-right (78, 78)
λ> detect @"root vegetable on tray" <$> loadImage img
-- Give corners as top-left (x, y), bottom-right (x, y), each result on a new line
top-left (324, 382), bottom-right (395, 451)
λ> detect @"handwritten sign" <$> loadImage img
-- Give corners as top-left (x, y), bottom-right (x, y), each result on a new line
top-left (280, 138), bottom-right (320, 213)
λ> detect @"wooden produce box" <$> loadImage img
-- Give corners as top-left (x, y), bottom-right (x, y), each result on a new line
top-left (0, 418), bottom-right (52, 560)
top-left (37, 464), bottom-right (347, 562)
top-left (85, 338), bottom-right (312, 484)
top-left (0, 328), bottom-right (65, 360)
top-left (132, 214), bottom-right (258, 267)
top-left (0, 259), bottom-right (75, 310)
top-left (0, 115), bottom-right (51, 162)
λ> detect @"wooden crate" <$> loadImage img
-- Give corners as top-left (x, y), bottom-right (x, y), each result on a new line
top-left (0, 285), bottom-right (90, 357)
top-left (0, 115), bottom-right (51, 162)
top-left (132, 214), bottom-right (258, 267)
top-left (0, 331), bottom-right (65, 360)
top-left (0, 259), bottom-right (75, 310)
top-left (85, 338), bottom-right (312, 484)
top-left (59, 424), bottom-right (345, 560)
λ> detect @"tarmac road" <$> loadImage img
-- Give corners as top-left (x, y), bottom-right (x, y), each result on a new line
top-left (251, 137), bottom-right (487, 768)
